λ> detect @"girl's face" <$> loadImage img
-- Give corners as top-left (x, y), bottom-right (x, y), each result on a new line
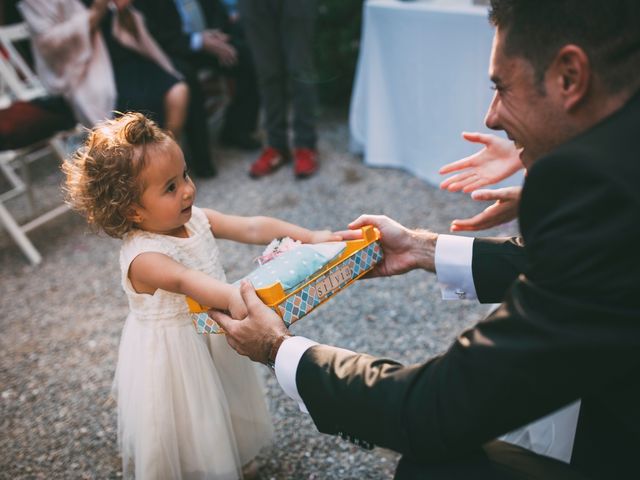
top-left (131, 140), bottom-right (196, 237)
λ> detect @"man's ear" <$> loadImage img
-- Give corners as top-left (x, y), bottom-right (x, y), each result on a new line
top-left (550, 45), bottom-right (591, 111)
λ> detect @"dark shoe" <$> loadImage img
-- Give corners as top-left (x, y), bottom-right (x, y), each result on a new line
top-left (249, 147), bottom-right (289, 178)
top-left (220, 132), bottom-right (261, 150)
top-left (293, 148), bottom-right (318, 178)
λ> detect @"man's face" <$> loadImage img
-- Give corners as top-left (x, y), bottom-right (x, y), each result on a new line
top-left (484, 28), bottom-right (567, 168)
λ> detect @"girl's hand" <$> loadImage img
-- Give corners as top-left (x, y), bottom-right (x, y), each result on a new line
top-left (308, 230), bottom-right (342, 244)
top-left (211, 281), bottom-right (289, 364)
top-left (228, 287), bottom-right (248, 319)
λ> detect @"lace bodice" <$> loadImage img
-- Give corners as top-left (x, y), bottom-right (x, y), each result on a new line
top-left (119, 206), bottom-right (226, 325)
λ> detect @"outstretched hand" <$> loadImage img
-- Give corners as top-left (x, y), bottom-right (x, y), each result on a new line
top-left (209, 281), bottom-right (288, 364)
top-left (450, 186), bottom-right (522, 232)
top-left (439, 132), bottom-right (524, 193)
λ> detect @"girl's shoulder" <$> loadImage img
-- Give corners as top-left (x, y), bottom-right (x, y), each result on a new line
top-left (118, 207), bottom-right (213, 270)
top-left (190, 205), bottom-right (208, 225)
top-left (188, 206), bottom-right (214, 236)
top-left (119, 230), bottom-right (173, 271)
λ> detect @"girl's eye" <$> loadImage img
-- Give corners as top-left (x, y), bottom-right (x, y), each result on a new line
top-left (167, 183), bottom-right (176, 193)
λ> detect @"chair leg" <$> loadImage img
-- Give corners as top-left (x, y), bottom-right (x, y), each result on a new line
top-left (18, 157), bottom-right (36, 216)
top-left (0, 200), bottom-right (42, 265)
top-left (49, 135), bottom-right (70, 161)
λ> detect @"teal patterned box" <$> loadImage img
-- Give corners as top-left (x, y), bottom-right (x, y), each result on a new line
top-left (188, 226), bottom-right (383, 333)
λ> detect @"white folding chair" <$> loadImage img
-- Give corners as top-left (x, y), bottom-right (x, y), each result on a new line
top-left (0, 22), bottom-right (80, 266)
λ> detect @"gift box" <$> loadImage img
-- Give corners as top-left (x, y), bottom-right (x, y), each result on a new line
top-left (187, 225), bottom-right (383, 333)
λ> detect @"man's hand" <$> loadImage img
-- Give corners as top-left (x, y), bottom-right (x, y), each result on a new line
top-left (209, 281), bottom-right (288, 364)
top-left (208, 29), bottom-right (229, 43)
top-left (450, 186), bottom-right (522, 232)
top-left (347, 215), bottom-right (438, 275)
top-left (439, 132), bottom-right (524, 193)
top-left (202, 30), bottom-right (237, 67)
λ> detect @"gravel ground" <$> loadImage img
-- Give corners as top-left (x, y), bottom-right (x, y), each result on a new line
top-left (1, 109), bottom-right (516, 479)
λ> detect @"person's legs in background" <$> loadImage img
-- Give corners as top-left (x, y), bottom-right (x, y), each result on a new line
top-left (282, 0), bottom-right (318, 178)
top-left (163, 81), bottom-right (190, 141)
top-left (239, 0), bottom-right (291, 177)
top-left (218, 21), bottom-right (261, 150)
top-left (172, 58), bottom-right (218, 178)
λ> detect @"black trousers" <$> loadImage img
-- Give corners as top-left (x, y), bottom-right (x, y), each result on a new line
top-left (172, 36), bottom-right (259, 173)
top-left (238, 0), bottom-right (318, 151)
top-left (394, 441), bottom-right (588, 480)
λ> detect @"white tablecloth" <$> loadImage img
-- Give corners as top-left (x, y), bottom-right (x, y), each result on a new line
top-left (350, 0), bottom-right (509, 186)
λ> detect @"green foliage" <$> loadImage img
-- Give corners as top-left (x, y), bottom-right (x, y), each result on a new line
top-left (313, 0), bottom-right (364, 105)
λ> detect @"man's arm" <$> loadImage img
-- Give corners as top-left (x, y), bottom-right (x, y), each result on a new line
top-left (297, 152), bottom-right (640, 462)
top-left (214, 150), bottom-right (640, 464)
top-left (436, 233), bottom-right (525, 303)
top-left (471, 236), bottom-right (526, 302)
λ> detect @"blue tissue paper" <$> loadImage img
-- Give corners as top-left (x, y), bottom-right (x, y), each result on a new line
top-left (242, 242), bottom-right (346, 292)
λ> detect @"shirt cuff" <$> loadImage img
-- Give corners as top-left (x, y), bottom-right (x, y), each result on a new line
top-left (190, 32), bottom-right (203, 51)
top-left (274, 336), bottom-right (318, 413)
top-left (435, 234), bottom-right (478, 300)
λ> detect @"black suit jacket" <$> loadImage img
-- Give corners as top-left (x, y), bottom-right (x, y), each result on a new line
top-left (297, 91), bottom-right (640, 479)
top-left (136, 0), bottom-right (230, 59)
top-left (472, 236), bottom-right (526, 303)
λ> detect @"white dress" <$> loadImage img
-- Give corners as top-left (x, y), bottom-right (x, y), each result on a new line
top-left (112, 206), bottom-right (274, 479)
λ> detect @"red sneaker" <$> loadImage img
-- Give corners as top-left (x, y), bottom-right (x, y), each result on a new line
top-left (293, 148), bottom-right (318, 178)
top-left (249, 147), bottom-right (288, 178)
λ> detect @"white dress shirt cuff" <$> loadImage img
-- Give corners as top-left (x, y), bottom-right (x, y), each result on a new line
top-left (190, 32), bottom-right (203, 51)
top-left (274, 336), bottom-right (318, 413)
top-left (435, 234), bottom-right (478, 300)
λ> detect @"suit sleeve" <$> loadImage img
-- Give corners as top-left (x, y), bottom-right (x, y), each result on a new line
top-left (471, 236), bottom-right (526, 303)
top-left (296, 152), bottom-right (640, 463)
top-left (136, 0), bottom-right (193, 57)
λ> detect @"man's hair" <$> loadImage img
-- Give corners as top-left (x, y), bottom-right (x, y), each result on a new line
top-left (489, 0), bottom-right (640, 94)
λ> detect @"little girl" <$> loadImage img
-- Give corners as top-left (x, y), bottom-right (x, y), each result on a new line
top-left (63, 112), bottom-right (339, 479)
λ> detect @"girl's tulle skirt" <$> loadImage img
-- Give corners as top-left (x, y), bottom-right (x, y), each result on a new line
top-left (112, 315), bottom-right (273, 479)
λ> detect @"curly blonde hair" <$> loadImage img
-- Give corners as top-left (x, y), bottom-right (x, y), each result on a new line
top-left (63, 112), bottom-right (172, 238)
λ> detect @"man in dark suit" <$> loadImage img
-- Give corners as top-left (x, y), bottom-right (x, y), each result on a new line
top-left (212, 0), bottom-right (640, 477)
top-left (136, 0), bottom-right (260, 176)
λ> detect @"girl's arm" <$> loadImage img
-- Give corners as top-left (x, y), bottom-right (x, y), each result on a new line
top-left (128, 252), bottom-right (246, 317)
top-left (203, 209), bottom-right (340, 245)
